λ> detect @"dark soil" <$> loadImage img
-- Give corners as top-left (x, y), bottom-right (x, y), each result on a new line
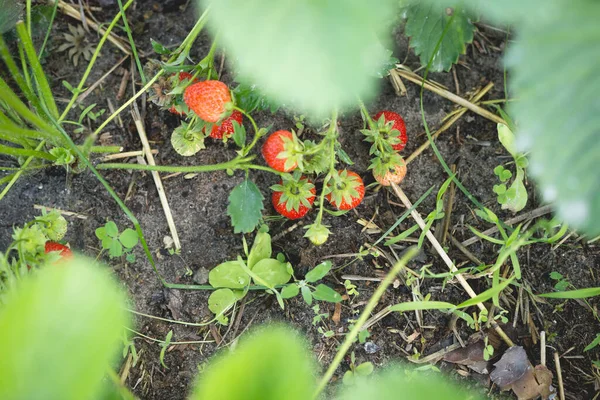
top-left (1, 2), bottom-right (599, 399)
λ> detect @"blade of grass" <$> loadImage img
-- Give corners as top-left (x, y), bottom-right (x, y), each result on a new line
top-left (116, 0), bottom-right (145, 84)
top-left (456, 277), bottom-right (515, 308)
top-left (37, 0), bottom-right (60, 58)
top-left (15, 21), bottom-right (59, 119)
top-left (389, 300), bottom-right (456, 313)
top-left (0, 144), bottom-right (55, 161)
top-left (539, 287), bottom-right (600, 299)
top-left (0, 34), bottom-right (42, 112)
top-left (313, 248), bottom-right (418, 399)
top-left (58, 0), bottom-right (134, 122)
top-left (0, 141), bottom-right (45, 201)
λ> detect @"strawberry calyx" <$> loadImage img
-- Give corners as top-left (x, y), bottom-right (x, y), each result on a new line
top-left (325, 170), bottom-right (365, 210)
top-left (304, 223), bottom-right (331, 246)
top-left (277, 131), bottom-right (304, 172)
top-left (271, 172), bottom-right (315, 213)
top-left (370, 153), bottom-right (405, 178)
top-left (374, 111), bottom-right (407, 151)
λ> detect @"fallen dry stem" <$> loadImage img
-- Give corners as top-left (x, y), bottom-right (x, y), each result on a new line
top-left (390, 183), bottom-right (514, 347)
top-left (57, 0), bottom-right (131, 55)
top-left (131, 107), bottom-right (181, 250)
top-left (554, 352), bottom-right (565, 400)
top-left (406, 82), bottom-right (494, 164)
top-left (392, 68), bottom-right (506, 125)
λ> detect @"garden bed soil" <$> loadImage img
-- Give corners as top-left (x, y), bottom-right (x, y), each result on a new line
top-left (1, 2), bottom-right (599, 399)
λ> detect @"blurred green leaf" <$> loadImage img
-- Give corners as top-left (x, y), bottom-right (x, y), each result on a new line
top-left (338, 364), bottom-right (482, 400)
top-left (0, 257), bottom-right (129, 400)
top-left (227, 179), bottom-right (264, 234)
top-left (190, 325), bottom-right (315, 400)
top-left (405, 3), bottom-right (475, 72)
top-left (209, 260), bottom-right (250, 289)
top-left (204, 0), bottom-right (395, 116)
top-left (0, 0), bottom-right (22, 34)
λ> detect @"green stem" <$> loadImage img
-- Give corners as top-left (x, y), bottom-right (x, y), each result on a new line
top-left (175, 6), bottom-right (211, 61)
top-left (96, 157), bottom-right (253, 173)
top-left (0, 141), bottom-right (45, 201)
top-left (58, 0), bottom-right (135, 122)
top-left (234, 106), bottom-right (262, 155)
top-left (315, 112), bottom-right (338, 225)
top-left (312, 248), bottom-right (418, 398)
top-left (203, 33), bottom-right (219, 80)
top-left (116, 0), bottom-right (146, 84)
top-left (89, 145), bottom-right (122, 154)
top-left (16, 21), bottom-right (59, 119)
top-left (93, 71), bottom-right (163, 136)
top-left (37, 0), bottom-right (59, 58)
top-left (125, 327), bottom-right (213, 345)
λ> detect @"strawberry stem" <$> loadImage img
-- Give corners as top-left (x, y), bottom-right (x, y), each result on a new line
top-left (314, 111), bottom-right (339, 226)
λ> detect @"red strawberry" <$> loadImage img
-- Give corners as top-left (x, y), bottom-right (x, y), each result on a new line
top-left (262, 130), bottom-right (301, 172)
top-left (271, 176), bottom-right (316, 220)
top-left (374, 110), bottom-right (407, 151)
top-left (209, 110), bottom-right (244, 140)
top-left (374, 163), bottom-right (407, 186)
top-left (169, 72), bottom-right (197, 115)
top-left (45, 241), bottom-right (73, 260)
top-left (184, 80), bottom-right (231, 123)
top-left (325, 170), bottom-right (365, 210)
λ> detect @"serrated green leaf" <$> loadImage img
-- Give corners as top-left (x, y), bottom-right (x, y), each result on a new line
top-left (252, 259), bottom-right (292, 287)
top-left (209, 260), bottom-right (250, 289)
top-left (247, 230), bottom-right (272, 270)
top-left (208, 289), bottom-right (237, 320)
top-left (311, 284), bottom-right (342, 303)
top-left (305, 261), bottom-right (331, 283)
top-left (119, 228), bottom-right (138, 249)
top-left (204, 0), bottom-right (395, 116)
top-left (405, 3), bottom-right (475, 72)
top-left (231, 120), bottom-right (246, 148)
top-left (190, 325), bottom-right (315, 400)
top-left (0, 257), bottom-right (129, 400)
top-left (281, 283), bottom-right (300, 299)
top-left (227, 179), bottom-right (264, 234)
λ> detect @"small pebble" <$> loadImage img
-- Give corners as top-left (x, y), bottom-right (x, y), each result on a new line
top-left (193, 267), bottom-right (209, 284)
top-left (364, 341), bottom-right (380, 354)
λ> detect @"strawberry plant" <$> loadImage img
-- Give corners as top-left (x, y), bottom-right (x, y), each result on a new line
top-left (206, 227), bottom-right (341, 324)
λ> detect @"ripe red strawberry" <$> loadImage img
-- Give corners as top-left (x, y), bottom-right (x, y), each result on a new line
top-left (262, 130), bottom-right (301, 172)
top-left (374, 110), bottom-right (407, 151)
top-left (325, 170), bottom-right (365, 210)
top-left (169, 72), bottom-right (197, 115)
top-left (374, 163), bottom-right (407, 186)
top-left (184, 80), bottom-right (231, 123)
top-left (271, 176), bottom-right (316, 220)
top-left (209, 110), bottom-right (244, 140)
top-left (45, 241), bottom-right (73, 260)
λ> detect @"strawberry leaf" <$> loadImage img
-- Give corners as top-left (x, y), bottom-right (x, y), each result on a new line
top-left (205, 0), bottom-right (396, 116)
top-left (227, 179), bottom-right (264, 234)
top-left (404, 3), bottom-right (476, 72)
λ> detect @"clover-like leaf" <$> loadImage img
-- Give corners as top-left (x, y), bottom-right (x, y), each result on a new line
top-left (227, 179), bottom-right (264, 234)
top-left (405, 3), bottom-right (475, 72)
top-left (119, 228), bottom-right (138, 249)
top-left (252, 259), bottom-right (292, 287)
top-left (104, 221), bottom-right (118, 238)
top-left (209, 260), bottom-right (251, 289)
